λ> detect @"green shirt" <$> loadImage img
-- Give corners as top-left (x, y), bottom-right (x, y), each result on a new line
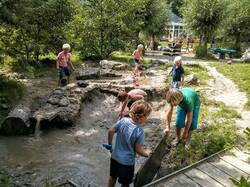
top-left (178, 88), bottom-right (200, 112)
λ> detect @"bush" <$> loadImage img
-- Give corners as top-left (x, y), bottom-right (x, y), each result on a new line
top-left (194, 45), bottom-right (208, 59)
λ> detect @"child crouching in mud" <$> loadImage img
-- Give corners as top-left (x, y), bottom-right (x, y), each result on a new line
top-left (104, 100), bottom-right (152, 187)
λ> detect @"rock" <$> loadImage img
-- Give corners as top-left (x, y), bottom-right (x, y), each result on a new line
top-left (152, 59), bottom-right (167, 66)
top-left (241, 48), bottom-right (250, 62)
top-left (100, 69), bottom-right (122, 78)
top-left (77, 81), bottom-right (89, 88)
top-left (185, 74), bottom-right (198, 85)
top-left (59, 98), bottom-right (70, 107)
top-left (76, 67), bottom-right (100, 80)
top-left (99, 60), bottom-right (128, 70)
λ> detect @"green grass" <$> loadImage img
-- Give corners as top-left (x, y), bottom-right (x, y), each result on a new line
top-left (0, 75), bottom-right (26, 124)
top-left (164, 63), bottom-right (213, 87)
top-left (212, 62), bottom-right (250, 110)
top-left (0, 169), bottom-right (14, 187)
top-left (109, 51), bottom-right (153, 65)
top-left (162, 97), bottom-right (242, 173)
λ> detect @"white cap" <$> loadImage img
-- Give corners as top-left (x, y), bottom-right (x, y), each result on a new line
top-left (137, 44), bottom-right (144, 49)
top-left (174, 56), bottom-right (182, 63)
top-left (62, 43), bottom-right (71, 49)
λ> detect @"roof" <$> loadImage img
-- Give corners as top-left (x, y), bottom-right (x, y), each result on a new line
top-left (169, 12), bottom-right (182, 24)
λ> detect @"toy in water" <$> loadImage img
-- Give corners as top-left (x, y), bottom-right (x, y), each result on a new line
top-left (102, 143), bottom-right (112, 152)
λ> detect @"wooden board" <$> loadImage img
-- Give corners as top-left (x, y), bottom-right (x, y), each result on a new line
top-left (197, 162), bottom-right (234, 187)
top-left (134, 135), bottom-right (170, 187)
top-left (185, 168), bottom-right (224, 187)
top-left (230, 148), bottom-right (250, 163)
top-left (155, 173), bottom-right (200, 187)
top-left (220, 155), bottom-right (250, 175)
top-left (209, 159), bottom-right (249, 179)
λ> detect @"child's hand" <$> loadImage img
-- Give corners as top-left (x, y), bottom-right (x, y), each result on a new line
top-left (145, 149), bottom-right (152, 157)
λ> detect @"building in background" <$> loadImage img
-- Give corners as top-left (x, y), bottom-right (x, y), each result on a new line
top-left (165, 12), bottom-right (185, 40)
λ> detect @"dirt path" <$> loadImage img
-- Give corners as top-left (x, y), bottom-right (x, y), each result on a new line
top-left (204, 63), bottom-right (250, 131)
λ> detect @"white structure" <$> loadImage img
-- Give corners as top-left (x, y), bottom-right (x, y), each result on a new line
top-left (166, 12), bottom-right (185, 40)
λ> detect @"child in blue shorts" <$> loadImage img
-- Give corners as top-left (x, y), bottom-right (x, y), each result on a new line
top-left (164, 88), bottom-right (200, 148)
top-left (104, 100), bottom-right (152, 187)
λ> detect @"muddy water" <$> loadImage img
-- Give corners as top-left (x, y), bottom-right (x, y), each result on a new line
top-left (0, 91), bottom-right (119, 186)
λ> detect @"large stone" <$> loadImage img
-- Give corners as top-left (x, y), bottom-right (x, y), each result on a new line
top-left (100, 69), bottom-right (122, 78)
top-left (76, 67), bottom-right (100, 80)
top-left (241, 48), bottom-right (250, 62)
top-left (99, 60), bottom-right (128, 70)
top-left (185, 74), bottom-right (198, 85)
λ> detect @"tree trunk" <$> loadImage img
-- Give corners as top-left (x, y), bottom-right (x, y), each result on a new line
top-left (1, 105), bottom-right (31, 135)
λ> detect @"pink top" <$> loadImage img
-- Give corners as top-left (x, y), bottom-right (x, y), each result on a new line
top-left (57, 51), bottom-right (71, 67)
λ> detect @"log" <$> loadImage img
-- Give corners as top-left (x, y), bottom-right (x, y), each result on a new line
top-left (1, 105), bottom-right (31, 135)
top-left (134, 135), bottom-right (171, 187)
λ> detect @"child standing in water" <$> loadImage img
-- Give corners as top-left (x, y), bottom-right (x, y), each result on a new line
top-left (132, 44), bottom-right (144, 77)
top-left (170, 56), bottom-right (184, 89)
top-left (117, 89), bottom-right (147, 119)
top-left (164, 88), bottom-right (200, 149)
top-left (105, 101), bottom-right (152, 187)
top-left (56, 43), bottom-right (75, 86)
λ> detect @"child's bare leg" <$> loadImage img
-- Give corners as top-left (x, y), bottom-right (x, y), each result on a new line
top-left (176, 128), bottom-right (182, 140)
top-left (107, 176), bottom-right (117, 187)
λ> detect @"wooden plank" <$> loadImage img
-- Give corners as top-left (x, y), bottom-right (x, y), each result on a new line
top-left (134, 135), bottom-right (171, 187)
top-left (209, 159), bottom-right (249, 178)
top-left (229, 148), bottom-right (250, 163)
top-left (220, 155), bottom-right (250, 175)
top-left (197, 162), bottom-right (234, 187)
top-left (185, 168), bottom-right (224, 187)
top-left (155, 174), bottom-right (200, 187)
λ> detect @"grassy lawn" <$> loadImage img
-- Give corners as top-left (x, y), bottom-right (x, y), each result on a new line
top-left (212, 62), bottom-right (250, 110)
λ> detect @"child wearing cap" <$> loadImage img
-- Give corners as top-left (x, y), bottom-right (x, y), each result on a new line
top-left (56, 43), bottom-right (75, 86)
top-left (170, 56), bottom-right (184, 89)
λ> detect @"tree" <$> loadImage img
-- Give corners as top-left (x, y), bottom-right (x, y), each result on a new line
top-left (0, 0), bottom-right (76, 63)
top-left (143, 0), bottom-right (170, 49)
top-left (222, 0), bottom-right (250, 51)
top-left (182, 0), bottom-right (225, 55)
top-left (166, 0), bottom-right (184, 17)
top-left (68, 0), bottom-right (146, 59)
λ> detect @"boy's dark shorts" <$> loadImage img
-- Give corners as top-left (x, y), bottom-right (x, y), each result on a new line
top-left (110, 158), bottom-right (134, 185)
top-left (59, 66), bottom-right (70, 79)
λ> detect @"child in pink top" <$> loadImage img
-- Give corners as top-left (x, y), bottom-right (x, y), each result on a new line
top-left (56, 44), bottom-right (75, 86)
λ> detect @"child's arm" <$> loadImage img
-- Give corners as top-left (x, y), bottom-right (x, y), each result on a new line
top-left (56, 56), bottom-right (60, 69)
top-left (135, 144), bottom-right (151, 157)
top-left (118, 97), bottom-right (129, 119)
top-left (164, 105), bottom-right (174, 134)
top-left (108, 127), bottom-right (116, 145)
top-left (182, 112), bottom-right (193, 139)
top-left (181, 74), bottom-right (184, 85)
top-left (68, 55), bottom-right (75, 71)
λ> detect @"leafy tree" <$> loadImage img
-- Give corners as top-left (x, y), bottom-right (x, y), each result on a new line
top-left (182, 0), bottom-right (225, 56)
top-left (68, 0), bottom-right (146, 59)
top-left (0, 0), bottom-right (76, 63)
top-left (222, 0), bottom-right (250, 51)
top-left (166, 0), bottom-right (184, 17)
top-left (143, 0), bottom-right (170, 49)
